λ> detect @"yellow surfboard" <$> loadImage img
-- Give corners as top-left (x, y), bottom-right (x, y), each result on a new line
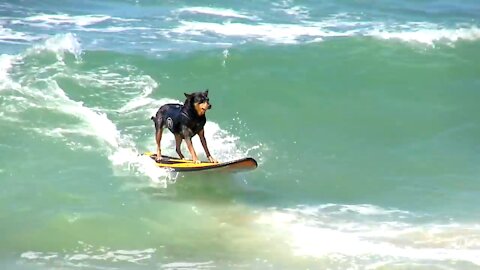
top-left (143, 152), bottom-right (258, 173)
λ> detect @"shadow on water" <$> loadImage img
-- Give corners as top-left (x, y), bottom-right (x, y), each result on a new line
top-left (138, 171), bottom-right (266, 206)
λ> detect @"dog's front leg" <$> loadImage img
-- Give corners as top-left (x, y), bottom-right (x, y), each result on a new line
top-left (184, 136), bottom-right (199, 163)
top-left (198, 129), bottom-right (217, 163)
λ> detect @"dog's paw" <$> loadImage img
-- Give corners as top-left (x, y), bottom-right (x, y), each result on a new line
top-left (208, 156), bottom-right (218, 163)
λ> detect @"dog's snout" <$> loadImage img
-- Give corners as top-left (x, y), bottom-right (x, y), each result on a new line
top-left (208, 104), bottom-right (212, 109)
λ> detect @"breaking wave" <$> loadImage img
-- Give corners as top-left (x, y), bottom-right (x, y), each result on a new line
top-left (0, 33), bottom-right (262, 187)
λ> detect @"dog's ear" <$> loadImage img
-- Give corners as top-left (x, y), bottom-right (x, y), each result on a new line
top-left (184, 92), bottom-right (192, 98)
top-left (204, 89), bottom-right (209, 96)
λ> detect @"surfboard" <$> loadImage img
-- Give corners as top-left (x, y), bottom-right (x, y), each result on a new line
top-left (143, 152), bottom-right (258, 173)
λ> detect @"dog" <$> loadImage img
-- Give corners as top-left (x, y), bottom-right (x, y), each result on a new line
top-left (151, 90), bottom-right (218, 164)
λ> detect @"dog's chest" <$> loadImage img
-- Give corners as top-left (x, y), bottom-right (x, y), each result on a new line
top-left (186, 118), bottom-right (206, 135)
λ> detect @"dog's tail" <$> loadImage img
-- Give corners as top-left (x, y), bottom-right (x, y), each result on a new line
top-left (150, 116), bottom-right (155, 121)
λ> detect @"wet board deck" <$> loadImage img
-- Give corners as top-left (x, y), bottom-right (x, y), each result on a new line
top-left (143, 152), bottom-right (258, 172)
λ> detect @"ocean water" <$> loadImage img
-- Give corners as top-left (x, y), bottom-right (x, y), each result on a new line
top-left (1, 0), bottom-right (480, 269)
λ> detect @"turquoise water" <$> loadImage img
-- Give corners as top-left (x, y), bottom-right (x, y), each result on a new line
top-left (1, 1), bottom-right (480, 269)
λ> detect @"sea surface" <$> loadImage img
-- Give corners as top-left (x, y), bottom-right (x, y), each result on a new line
top-left (1, 1), bottom-right (480, 269)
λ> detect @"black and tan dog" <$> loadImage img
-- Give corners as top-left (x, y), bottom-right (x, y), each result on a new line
top-left (151, 90), bottom-right (217, 163)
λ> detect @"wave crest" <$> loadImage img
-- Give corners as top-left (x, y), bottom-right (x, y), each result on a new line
top-left (257, 205), bottom-right (480, 267)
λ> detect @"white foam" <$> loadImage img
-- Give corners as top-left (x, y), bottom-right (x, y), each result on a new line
top-left (368, 25), bottom-right (480, 46)
top-left (109, 148), bottom-right (178, 188)
top-left (161, 261), bottom-right (214, 269)
top-left (167, 14), bottom-right (480, 46)
top-left (22, 14), bottom-right (111, 27)
top-left (177, 7), bottom-right (257, 20)
top-left (29, 33), bottom-right (83, 61)
top-left (72, 65), bottom-right (156, 93)
top-left (41, 82), bottom-right (173, 185)
top-left (0, 25), bottom-right (38, 43)
top-left (80, 26), bottom-right (151, 33)
top-left (257, 205), bottom-right (480, 266)
top-left (21, 251), bottom-right (58, 260)
top-left (118, 96), bottom-right (162, 115)
top-left (115, 76), bottom-right (161, 114)
top-left (21, 79), bottom-right (122, 151)
top-left (310, 203), bottom-right (411, 216)
top-left (196, 121), bottom-right (245, 161)
top-left (272, 0), bottom-right (310, 20)
top-left (60, 103), bottom-right (120, 149)
top-left (282, 6), bottom-right (310, 20)
top-left (172, 21), bottom-right (332, 44)
top-left (0, 54), bottom-right (14, 86)
top-left (0, 54), bottom-right (22, 90)
top-left (21, 245), bottom-right (156, 265)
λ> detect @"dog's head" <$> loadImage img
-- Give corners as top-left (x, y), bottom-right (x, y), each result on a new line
top-left (184, 90), bottom-right (211, 116)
